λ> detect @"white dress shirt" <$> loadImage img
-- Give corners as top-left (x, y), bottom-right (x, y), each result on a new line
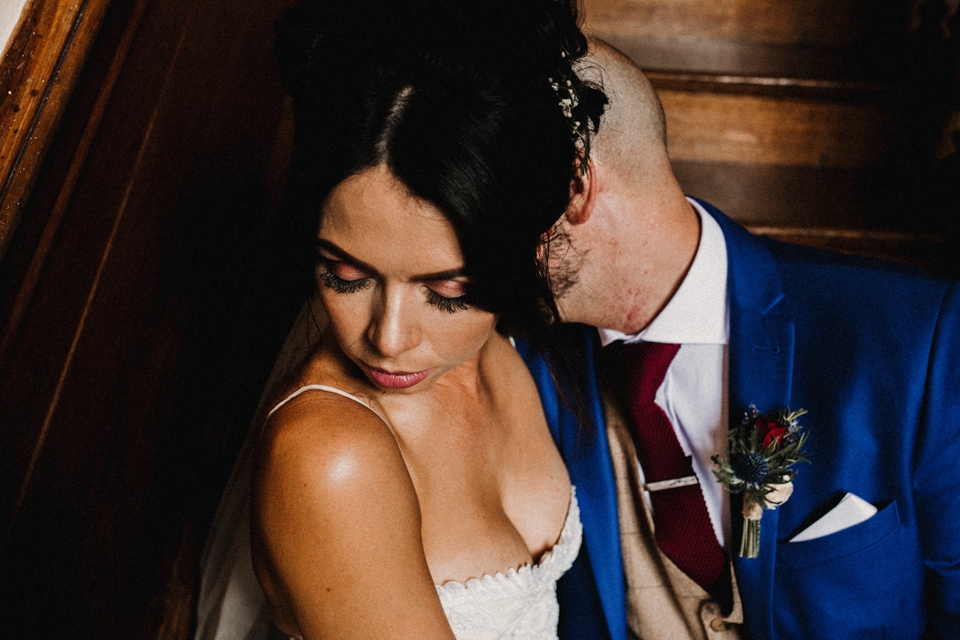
top-left (598, 198), bottom-right (732, 549)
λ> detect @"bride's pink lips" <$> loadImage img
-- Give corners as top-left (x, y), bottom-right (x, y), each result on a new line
top-left (361, 364), bottom-right (432, 389)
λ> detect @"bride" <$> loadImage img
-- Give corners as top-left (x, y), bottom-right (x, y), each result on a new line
top-left (196, 1), bottom-right (606, 638)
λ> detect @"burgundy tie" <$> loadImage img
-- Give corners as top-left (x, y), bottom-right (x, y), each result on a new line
top-left (612, 341), bottom-right (727, 597)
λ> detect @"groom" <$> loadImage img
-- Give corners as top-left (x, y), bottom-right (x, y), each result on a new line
top-left (518, 40), bottom-right (960, 639)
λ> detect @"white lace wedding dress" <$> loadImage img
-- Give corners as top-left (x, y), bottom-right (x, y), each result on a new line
top-left (436, 487), bottom-right (581, 640)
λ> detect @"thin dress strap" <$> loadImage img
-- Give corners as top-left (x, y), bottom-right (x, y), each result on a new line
top-left (265, 384), bottom-right (382, 422)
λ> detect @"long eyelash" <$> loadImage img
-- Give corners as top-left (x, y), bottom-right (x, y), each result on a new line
top-left (426, 289), bottom-right (469, 314)
top-left (317, 267), bottom-right (372, 294)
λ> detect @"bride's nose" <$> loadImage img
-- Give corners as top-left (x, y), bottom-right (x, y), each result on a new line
top-left (367, 286), bottom-right (421, 358)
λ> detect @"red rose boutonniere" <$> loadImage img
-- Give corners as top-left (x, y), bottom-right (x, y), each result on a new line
top-left (712, 406), bottom-right (810, 558)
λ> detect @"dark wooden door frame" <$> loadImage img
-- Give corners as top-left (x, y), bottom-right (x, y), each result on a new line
top-left (0, 0), bottom-right (297, 636)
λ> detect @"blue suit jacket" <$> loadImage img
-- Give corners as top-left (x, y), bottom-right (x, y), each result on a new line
top-left (518, 201), bottom-right (960, 639)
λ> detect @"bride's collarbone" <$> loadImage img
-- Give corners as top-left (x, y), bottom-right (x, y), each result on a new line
top-left (389, 405), bottom-right (557, 497)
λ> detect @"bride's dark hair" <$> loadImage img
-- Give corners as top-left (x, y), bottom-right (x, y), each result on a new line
top-left (273, 0), bottom-right (606, 342)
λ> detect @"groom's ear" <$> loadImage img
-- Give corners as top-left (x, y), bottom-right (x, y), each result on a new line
top-left (565, 159), bottom-right (595, 225)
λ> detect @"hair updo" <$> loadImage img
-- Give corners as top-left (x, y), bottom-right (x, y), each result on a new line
top-left (273, 0), bottom-right (606, 339)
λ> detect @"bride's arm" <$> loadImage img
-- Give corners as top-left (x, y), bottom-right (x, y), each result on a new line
top-left (251, 392), bottom-right (456, 640)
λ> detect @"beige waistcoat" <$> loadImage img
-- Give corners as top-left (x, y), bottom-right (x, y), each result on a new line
top-left (602, 387), bottom-right (746, 640)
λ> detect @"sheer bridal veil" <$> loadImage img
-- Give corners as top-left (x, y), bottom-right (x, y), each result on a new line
top-left (195, 298), bottom-right (326, 640)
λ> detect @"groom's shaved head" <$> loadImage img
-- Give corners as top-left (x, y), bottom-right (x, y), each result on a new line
top-left (578, 39), bottom-right (669, 182)
top-left (551, 38), bottom-right (699, 334)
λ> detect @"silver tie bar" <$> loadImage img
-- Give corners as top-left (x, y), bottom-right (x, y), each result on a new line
top-left (644, 475), bottom-right (699, 492)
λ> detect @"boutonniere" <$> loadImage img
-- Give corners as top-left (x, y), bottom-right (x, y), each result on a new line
top-left (712, 405), bottom-right (810, 558)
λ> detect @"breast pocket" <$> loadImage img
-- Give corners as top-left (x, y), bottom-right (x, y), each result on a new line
top-left (772, 501), bottom-right (925, 639)
top-left (777, 499), bottom-right (900, 570)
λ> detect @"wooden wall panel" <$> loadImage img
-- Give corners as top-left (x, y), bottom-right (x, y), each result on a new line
top-left (670, 161), bottom-right (879, 226)
top-left (585, 0), bottom-right (874, 46)
top-left (661, 90), bottom-right (894, 167)
top-left (0, 0), bottom-right (299, 636)
top-left (581, 0), bottom-right (912, 79)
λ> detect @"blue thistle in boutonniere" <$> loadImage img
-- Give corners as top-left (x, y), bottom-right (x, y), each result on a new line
top-left (712, 406), bottom-right (810, 558)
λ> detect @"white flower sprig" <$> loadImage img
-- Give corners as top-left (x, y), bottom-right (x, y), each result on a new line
top-left (547, 75), bottom-right (589, 176)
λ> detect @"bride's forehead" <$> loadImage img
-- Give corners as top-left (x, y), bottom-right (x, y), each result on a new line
top-left (325, 166), bottom-right (446, 224)
top-left (320, 166), bottom-right (465, 268)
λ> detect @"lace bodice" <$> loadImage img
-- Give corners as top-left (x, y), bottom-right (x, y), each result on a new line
top-left (436, 487), bottom-right (582, 640)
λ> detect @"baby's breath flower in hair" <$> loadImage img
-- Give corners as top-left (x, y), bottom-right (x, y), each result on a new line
top-left (548, 71), bottom-right (590, 175)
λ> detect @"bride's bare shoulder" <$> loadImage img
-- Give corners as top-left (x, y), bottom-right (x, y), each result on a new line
top-left (250, 352), bottom-right (451, 638)
top-left (255, 370), bottom-right (400, 499)
top-left (254, 334), bottom-right (411, 520)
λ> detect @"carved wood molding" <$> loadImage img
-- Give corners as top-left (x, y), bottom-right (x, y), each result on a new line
top-left (0, 0), bottom-right (113, 260)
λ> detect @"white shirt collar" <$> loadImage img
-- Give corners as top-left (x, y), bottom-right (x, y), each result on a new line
top-left (598, 198), bottom-right (729, 346)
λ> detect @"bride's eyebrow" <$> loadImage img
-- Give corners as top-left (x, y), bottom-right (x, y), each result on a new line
top-left (316, 239), bottom-right (375, 273)
top-left (315, 238), bottom-right (467, 282)
top-left (417, 267), bottom-right (467, 281)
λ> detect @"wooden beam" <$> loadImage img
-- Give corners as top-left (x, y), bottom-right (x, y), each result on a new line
top-left (0, 0), bottom-right (113, 260)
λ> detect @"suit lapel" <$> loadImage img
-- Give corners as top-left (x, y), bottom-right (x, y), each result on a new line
top-left (517, 329), bottom-right (626, 640)
top-left (701, 200), bottom-right (794, 640)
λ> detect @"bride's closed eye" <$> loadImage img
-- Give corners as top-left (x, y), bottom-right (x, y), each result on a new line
top-left (318, 258), bottom-right (471, 314)
top-left (424, 279), bottom-right (469, 314)
top-left (317, 259), bottom-right (373, 294)
top-left (425, 289), bottom-right (469, 314)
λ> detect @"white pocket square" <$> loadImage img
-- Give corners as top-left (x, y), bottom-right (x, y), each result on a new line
top-left (789, 492), bottom-right (878, 542)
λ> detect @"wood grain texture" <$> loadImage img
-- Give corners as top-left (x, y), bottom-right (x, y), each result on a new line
top-left (661, 89), bottom-right (894, 167)
top-left (583, 0), bottom-right (874, 46)
top-left (0, 0), bottom-right (112, 260)
top-left (593, 32), bottom-right (854, 78)
top-left (0, 0), bottom-right (297, 636)
top-left (673, 160), bottom-right (876, 226)
top-left (580, 0), bottom-right (917, 79)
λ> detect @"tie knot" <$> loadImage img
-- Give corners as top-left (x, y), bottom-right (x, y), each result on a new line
top-left (611, 341), bottom-right (681, 405)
